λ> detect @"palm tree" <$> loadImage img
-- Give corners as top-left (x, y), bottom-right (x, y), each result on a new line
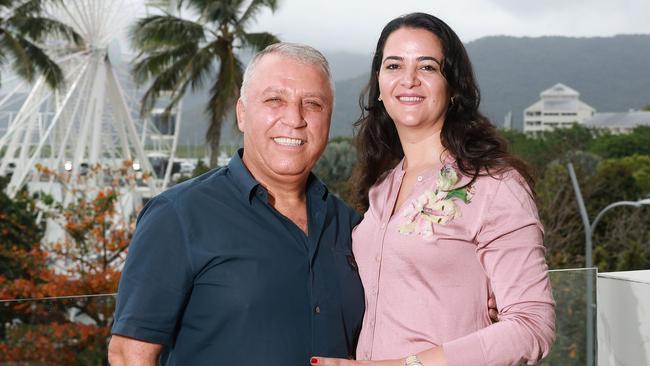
top-left (131, 0), bottom-right (280, 167)
top-left (0, 0), bottom-right (82, 89)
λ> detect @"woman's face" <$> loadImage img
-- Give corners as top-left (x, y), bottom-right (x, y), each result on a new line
top-left (378, 27), bottom-right (450, 133)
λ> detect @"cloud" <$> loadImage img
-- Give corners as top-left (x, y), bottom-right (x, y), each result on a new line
top-left (124, 0), bottom-right (650, 54)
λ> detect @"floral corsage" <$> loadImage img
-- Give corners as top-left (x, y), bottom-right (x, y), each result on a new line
top-left (398, 164), bottom-right (473, 237)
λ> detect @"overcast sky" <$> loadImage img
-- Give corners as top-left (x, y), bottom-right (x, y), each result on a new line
top-left (118, 0), bottom-right (650, 54)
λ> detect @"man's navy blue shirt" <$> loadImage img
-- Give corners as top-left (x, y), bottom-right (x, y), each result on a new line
top-left (112, 150), bottom-right (365, 365)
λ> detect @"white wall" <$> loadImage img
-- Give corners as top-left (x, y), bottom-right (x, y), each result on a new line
top-left (597, 270), bottom-right (650, 366)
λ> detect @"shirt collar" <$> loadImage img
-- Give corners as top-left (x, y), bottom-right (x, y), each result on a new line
top-left (228, 148), bottom-right (329, 204)
top-left (227, 149), bottom-right (260, 203)
top-left (306, 173), bottom-right (329, 201)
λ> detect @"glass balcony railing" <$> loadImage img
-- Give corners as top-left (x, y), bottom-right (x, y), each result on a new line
top-left (0, 268), bottom-right (597, 365)
top-left (541, 267), bottom-right (597, 365)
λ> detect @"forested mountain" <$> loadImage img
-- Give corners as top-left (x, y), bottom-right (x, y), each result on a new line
top-left (179, 34), bottom-right (650, 144)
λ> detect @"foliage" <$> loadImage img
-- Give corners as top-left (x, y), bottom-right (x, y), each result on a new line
top-left (173, 159), bottom-right (212, 184)
top-left (130, 0), bottom-right (280, 167)
top-left (0, 162), bottom-right (141, 365)
top-left (0, 175), bottom-right (46, 340)
top-left (501, 127), bottom-right (650, 272)
top-left (0, 0), bottom-right (82, 88)
top-left (192, 159), bottom-right (211, 177)
top-left (500, 124), bottom-right (598, 177)
top-left (535, 161), bottom-right (588, 268)
top-left (503, 126), bottom-right (650, 363)
top-left (0, 176), bottom-right (45, 279)
top-left (587, 125), bottom-right (650, 159)
top-left (313, 137), bottom-right (356, 202)
top-left (587, 156), bottom-right (650, 272)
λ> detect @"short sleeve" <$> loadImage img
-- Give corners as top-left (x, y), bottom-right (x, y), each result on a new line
top-left (442, 173), bottom-right (556, 366)
top-left (111, 196), bottom-right (194, 346)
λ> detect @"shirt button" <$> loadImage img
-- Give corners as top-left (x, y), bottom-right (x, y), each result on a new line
top-left (380, 223), bottom-right (386, 230)
top-left (314, 305), bottom-right (321, 314)
top-left (375, 255), bottom-right (380, 262)
top-left (417, 175), bottom-right (423, 182)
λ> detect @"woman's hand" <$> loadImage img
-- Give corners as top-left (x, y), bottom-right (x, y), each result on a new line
top-left (310, 357), bottom-right (402, 366)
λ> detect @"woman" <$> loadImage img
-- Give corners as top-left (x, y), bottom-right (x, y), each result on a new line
top-left (312, 13), bottom-right (555, 366)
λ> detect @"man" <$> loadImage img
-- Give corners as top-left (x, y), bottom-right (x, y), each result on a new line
top-left (108, 43), bottom-right (364, 365)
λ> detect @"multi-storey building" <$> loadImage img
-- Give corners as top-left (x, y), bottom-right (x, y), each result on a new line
top-left (523, 83), bottom-right (596, 134)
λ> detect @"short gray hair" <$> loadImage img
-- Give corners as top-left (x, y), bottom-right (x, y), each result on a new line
top-left (240, 42), bottom-right (334, 103)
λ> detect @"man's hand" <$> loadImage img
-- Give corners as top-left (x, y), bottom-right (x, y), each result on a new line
top-left (107, 334), bottom-right (163, 366)
top-left (488, 295), bottom-right (499, 323)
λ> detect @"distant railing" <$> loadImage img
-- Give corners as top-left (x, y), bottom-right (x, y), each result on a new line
top-left (0, 268), bottom-right (596, 365)
top-left (0, 293), bottom-right (116, 365)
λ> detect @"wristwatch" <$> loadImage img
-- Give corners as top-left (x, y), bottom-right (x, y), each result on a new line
top-left (405, 355), bottom-right (424, 366)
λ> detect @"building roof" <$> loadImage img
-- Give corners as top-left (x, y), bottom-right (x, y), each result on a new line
top-left (540, 83), bottom-right (580, 98)
top-left (584, 111), bottom-right (650, 129)
top-left (543, 99), bottom-right (578, 111)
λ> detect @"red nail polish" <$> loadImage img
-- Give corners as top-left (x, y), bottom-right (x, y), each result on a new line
top-left (311, 357), bottom-right (318, 364)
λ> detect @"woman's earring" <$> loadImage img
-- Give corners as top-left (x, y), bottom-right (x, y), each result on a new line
top-left (450, 96), bottom-right (455, 104)
top-left (378, 96), bottom-right (383, 102)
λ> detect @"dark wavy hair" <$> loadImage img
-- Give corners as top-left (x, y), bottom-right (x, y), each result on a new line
top-left (350, 12), bottom-right (533, 212)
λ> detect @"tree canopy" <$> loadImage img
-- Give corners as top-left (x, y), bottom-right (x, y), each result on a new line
top-left (0, 0), bottom-right (82, 88)
top-left (130, 0), bottom-right (280, 167)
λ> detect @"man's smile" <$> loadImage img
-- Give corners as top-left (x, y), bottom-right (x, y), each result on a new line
top-left (273, 137), bottom-right (306, 146)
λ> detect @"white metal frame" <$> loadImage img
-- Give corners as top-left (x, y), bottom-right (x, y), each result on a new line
top-left (0, 0), bottom-right (181, 209)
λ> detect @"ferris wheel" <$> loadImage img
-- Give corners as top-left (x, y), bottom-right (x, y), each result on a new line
top-left (0, 0), bottom-right (182, 209)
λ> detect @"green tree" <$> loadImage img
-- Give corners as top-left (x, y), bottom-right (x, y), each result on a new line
top-left (597, 154), bottom-right (650, 194)
top-left (191, 159), bottom-right (211, 177)
top-left (588, 126), bottom-right (650, 159)
top-left (500, 124), bottom-right (597, 177)
top-left (313, 137), bottom-right (357, 203)
top-left (174, 159), bottom-right (211, 183)
top-left (130, 0), bottom-right (280, 167)
top-left (0, 0), bottom-right (82, 88)
top-left (536, 152), bottom-right (604, 269)
top-left (0, 176), bottom-right (44, 279)
top-left (642, 103), bottom-right (650, 111)
top-left (0, 176), bottom-right (45, 340)
top-left (0, 163), bottom-right (139, 365)
top-left (587, 156), bottom-right (650, 272)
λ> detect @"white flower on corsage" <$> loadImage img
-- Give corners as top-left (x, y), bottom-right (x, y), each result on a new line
top-left (398, 164), bottom-right (473, 237)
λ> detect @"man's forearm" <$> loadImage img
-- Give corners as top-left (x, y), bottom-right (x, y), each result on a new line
top-left (108, 334), bottom-right (163, 366)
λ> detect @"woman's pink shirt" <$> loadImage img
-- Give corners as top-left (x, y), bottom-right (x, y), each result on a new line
top-left (353, 160), bottom-right (556, 366)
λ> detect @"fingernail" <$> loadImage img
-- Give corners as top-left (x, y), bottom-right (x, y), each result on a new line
top-left (311, 357), bottom-right (318, 364)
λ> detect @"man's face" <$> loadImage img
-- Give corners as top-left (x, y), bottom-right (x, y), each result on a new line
top-left (237, 54), bottom-right (332, 186)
